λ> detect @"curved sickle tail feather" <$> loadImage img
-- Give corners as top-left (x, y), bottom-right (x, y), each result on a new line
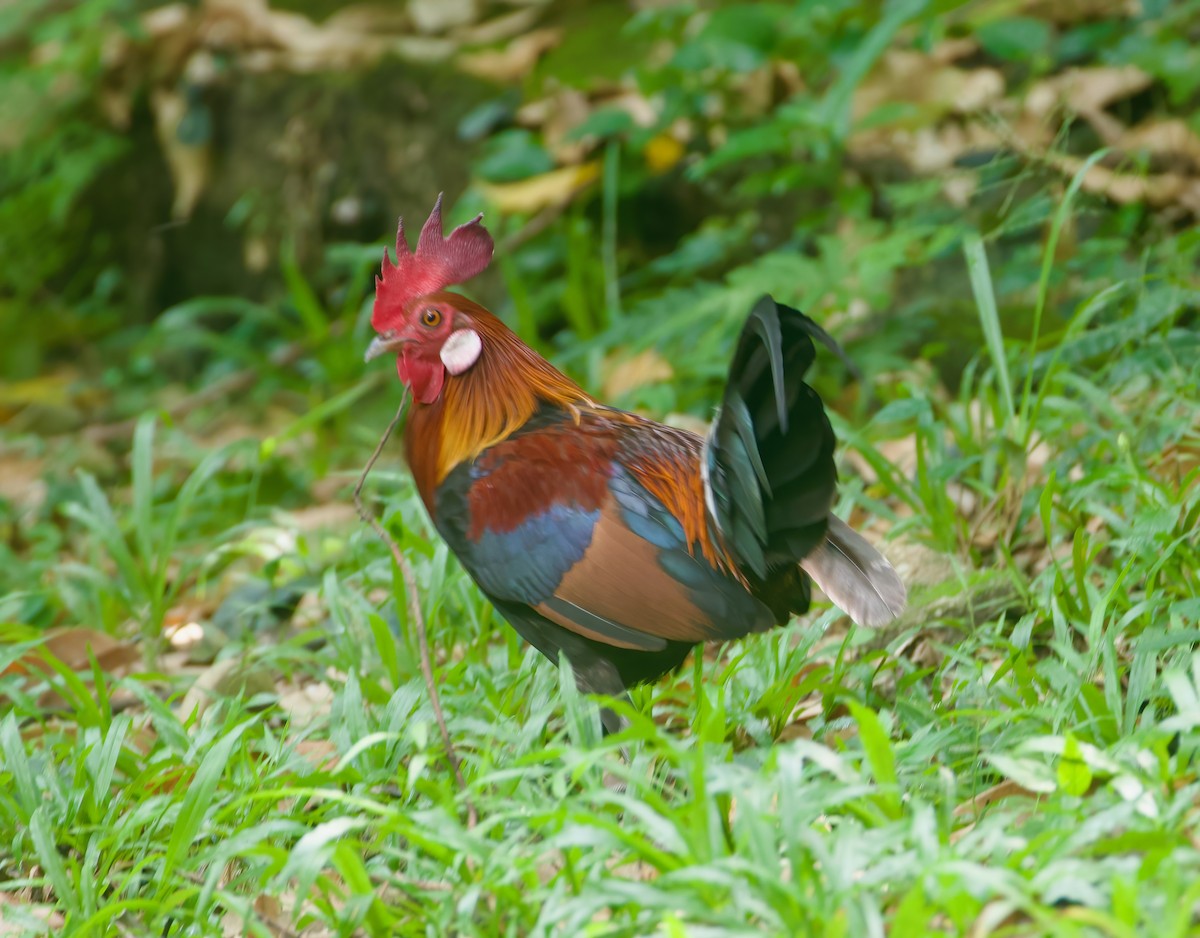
top-left (704, 295), bottom-right (906, 627)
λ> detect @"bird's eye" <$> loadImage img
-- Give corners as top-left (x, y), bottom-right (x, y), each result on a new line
top-left (420, 308), bottom-right (442, 328)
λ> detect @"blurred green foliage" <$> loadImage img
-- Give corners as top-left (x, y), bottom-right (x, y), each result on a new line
top-left (0, 0), bottom-right (137, 374)
top-left (2, 0), bottom-right (1197, 405)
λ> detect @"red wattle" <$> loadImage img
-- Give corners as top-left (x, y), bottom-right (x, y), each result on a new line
top-left (398, 351), bottom-right (445, 404)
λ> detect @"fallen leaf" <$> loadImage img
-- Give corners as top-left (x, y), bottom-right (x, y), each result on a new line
top-left (1020, 0), bottom-right (1139, 25)
top-left (1119, 118), bottom-right (1200, 172)
top-left (847, 47), bottom-right (1006, 176)
top-left (0, 451), bottom-right (47, 516)
top-left (457, 27), bottom-right (562, 83)
top-left (2, 627), bottom-right (140, 680)
top-left (516, 87), bottom-right (593, 163)
top-left (453, 7), bottom-right (544, 46)
top-left (152, 87), bottom-right (211, 220)
top-left (1151, 439), bottom-right (1200, 491)
top-left (176, 656), bottom-right (277, 722)
top-left (853, 49), bottom-right (1004, 124)
top-left (279, 503), bottom-right (358, 532)
top-left (408, 0), bottom-right (479, 35)
top-left (479, 161), bottom-right (600, 214)
top-left (516, 85), bottom-right (660, 163)
top-left (1023, 64), bottom-right (1151, 121)
top-left (1043, 149), bottom-right (1200, 216)
top-left (954, 780), bottom-right (1043, 817)
top-left (277, 681), bottom-right (335, 724)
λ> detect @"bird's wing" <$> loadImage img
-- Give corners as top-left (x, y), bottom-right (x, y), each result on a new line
top-left (433, 412), bottom-right (775, 651)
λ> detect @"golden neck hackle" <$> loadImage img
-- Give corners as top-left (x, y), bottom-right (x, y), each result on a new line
top-left (403, 295), bottom-right (594, 510)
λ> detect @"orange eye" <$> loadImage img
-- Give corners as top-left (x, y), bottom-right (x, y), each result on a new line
top-left (420, 308), bottom-right (442, 328)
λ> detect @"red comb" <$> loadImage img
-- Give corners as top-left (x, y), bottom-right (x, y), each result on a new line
top-left (372, 193), bottom-right (494, 329)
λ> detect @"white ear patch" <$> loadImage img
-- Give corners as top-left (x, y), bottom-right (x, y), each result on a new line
top-left (440, 328), bottom-right (482, 375)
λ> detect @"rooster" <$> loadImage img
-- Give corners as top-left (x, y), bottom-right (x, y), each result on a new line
top-left (365, 195), bottom-right (905, 731)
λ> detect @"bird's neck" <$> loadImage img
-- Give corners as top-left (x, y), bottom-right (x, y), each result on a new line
top-left (404, 307), bottom-right (593, 511)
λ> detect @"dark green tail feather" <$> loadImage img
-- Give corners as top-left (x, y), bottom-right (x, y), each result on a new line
top-left (706, 296), bottom-right (838, 580)
top-left (705, 295), bottom-right (906, 627)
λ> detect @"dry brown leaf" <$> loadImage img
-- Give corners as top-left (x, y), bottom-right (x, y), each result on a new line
top-left (409, 0), bottom-right (479, 35)
top-left (176, 656), bottom-right (276, 722)
top-left (848, 47), bottom-right (1006, 178)
top-left (142, 1), bottom-right (191, 39)
top-left (2, 627), bottom-right (142, 713)
top-left (276, 681), bottom-right (335, 724)
top-left (1119, 118), bottom-right (1200, 172)
top-left (151, 87), bottom-right (211, 220)
top-left (517, 85), bottom-right (659, 163)
top-left (224, 0), bottom-right (455, 72)
top-left (2, 627), bottom-right (140, 680)
top-left (454, 7), bottom-right (545, 46)
top-left (906, 123), bottom-right (1003, 174)
top-left (929, 37), bottom-right (980, 65)
top-left (1151, 438), bottom-right (1200, 492)
top-left (479, 162), bottom-right (600, 214)
top-left (113, 0), bottom-right (456, 93)
top-left (279, 502), bottom-right (358, 532)
top-left (853, 49), bottom-right (1004, 123)
top-left (602, 349), bottom-right (673, 400)
top-left (733, 60), bottom-right (806, 116)
top-left (457, 27), bottom-right (562, 83)
top-left (953, 778), bottom-right (1044, 817)
top-left (1020, 0), bottom-right (1140, 24)
top-left (777, 716), bottom-right (815, 742)
top-left (0, 451), bottom-right (47, 516)
top-left (517, 86), bottom-right (594, 162)
top-left (1024, 64), bottom-right (1152, 120)
top-left (1045, 150), bottom-right (1200, 215)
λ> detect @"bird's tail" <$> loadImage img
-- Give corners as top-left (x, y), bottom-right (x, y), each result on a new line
top-left (703, 295), bottom-right (905, 627)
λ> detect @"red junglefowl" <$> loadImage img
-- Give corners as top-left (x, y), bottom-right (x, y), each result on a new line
top-left (364, 195), bottom-right (906, 732)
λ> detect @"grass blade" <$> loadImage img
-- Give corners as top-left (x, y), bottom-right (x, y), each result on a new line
top-left (159, 719), bottom-right (251, 892)
top-left (963, 231), bottom-right (1014, 428)
top-left (847, 701), bottom-right (901, 819)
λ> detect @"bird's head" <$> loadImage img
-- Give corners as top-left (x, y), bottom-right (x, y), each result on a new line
top-left (365, 194), bottom-right (494, 404)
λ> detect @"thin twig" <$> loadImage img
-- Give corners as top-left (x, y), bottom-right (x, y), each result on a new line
top-left (353, 392), bottom-right (476, 828)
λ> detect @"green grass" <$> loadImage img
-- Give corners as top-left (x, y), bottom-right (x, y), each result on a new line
top-left (1, 268), bottom-right (1197, 934)
top-left (4, 0), bottom-right (1200, 934)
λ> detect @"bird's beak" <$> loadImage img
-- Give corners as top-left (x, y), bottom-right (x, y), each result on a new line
top-left (364, 331), bottom-right (407, 362)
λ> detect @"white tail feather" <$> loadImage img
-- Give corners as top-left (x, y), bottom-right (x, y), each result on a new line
top-left (800, 515), bottom-right (906, 627)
